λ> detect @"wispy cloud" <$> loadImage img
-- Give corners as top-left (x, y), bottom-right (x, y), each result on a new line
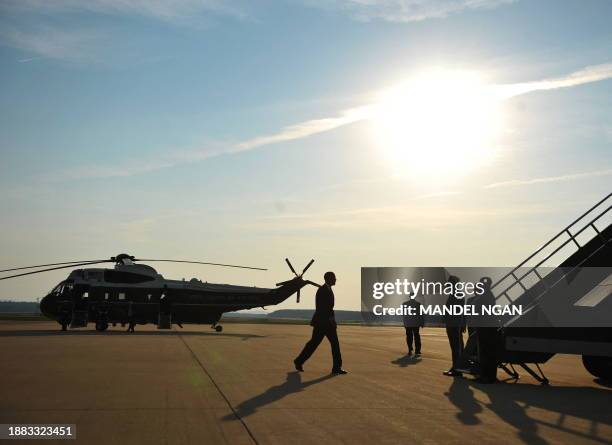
top-left (0, 0), bottom-right (247, 61)
top-left (484, 168), bottom-right (612, 189)
top-left (304, 0), bottom-right (516, 23)
top-left (1, 0), bottom-right (247, 22)
top-left (245, 202), bottom-right (550, 232)
top-left (413, 191), bottom-right (462, 200)
top-left (206, 63), bottom-right (612, 159)
top-left (228, 62), bottom-right (612, 167)
top-left (495, 63), bottom-right (612, 99)
top-left (60, 106), bottom-right (376, 179)
top-left (60, 62), bottom-right (612, 179)
top-left (0, 25), bottom-right (100, 62)
top-left (234, 105), bottom-right (375, 151)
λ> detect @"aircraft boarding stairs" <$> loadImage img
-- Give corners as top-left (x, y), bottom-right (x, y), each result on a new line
top-left (457, 193), bottom-right (612, 383)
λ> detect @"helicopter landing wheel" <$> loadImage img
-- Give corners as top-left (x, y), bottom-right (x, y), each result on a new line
top-left (583, 355), bottom-right (612, 381)
top-left (215, 325), bottom-right (223, 332)
top-left (61, 323), bottom-right (68, 331)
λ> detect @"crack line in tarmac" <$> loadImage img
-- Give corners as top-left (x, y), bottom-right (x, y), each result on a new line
top-left (177, 332), bottom-right (260, 445)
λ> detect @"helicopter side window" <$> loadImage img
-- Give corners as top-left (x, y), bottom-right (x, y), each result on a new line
top-left (82, 292), bottom-right (89, 300)
top-left (86, 271), bottom-right (103, 282)
top-left (118, 293), bottom-right (126, 300)
top-left (147, 294), bottom-right (152, 301)
top-left (104, 293), bottom-right (109, 300)
top-left (104, 271), bottom-right (155, 284)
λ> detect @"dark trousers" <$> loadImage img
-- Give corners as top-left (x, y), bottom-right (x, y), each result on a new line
top-left (295, 323), bottom-right (342, 370)
top-left (477, 327), bottom-right (498, 381)
top-left (404, 327), bottom-right (421, 353)
top-left (446, 327), bottom-right (464, 370)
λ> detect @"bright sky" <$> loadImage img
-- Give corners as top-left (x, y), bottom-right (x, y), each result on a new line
top-left (1, 0), bottom-right (611, 310)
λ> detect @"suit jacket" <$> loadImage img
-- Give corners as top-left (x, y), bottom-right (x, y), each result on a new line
top-left (444, 294), bottom-right (465, 328)
top-left (310, 284), bottom-right (335, 327)
top-left (402, 299), bottom-right (424, 328)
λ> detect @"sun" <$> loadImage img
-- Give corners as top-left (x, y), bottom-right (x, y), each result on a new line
top-left (370, 69), bottom-right (503, 182)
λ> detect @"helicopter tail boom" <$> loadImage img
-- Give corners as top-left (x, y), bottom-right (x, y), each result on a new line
top-left (269, 276), bottom-right (319, 305)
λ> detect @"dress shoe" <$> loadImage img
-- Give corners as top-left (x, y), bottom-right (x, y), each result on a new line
top-left (443, 369), bottom-right (463, 377)
top-left (293, 360), bottom-right (304, 372)
top-left (331, 368), bottom-right (348, 375)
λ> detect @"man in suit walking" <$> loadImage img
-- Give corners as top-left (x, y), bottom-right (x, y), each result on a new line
top-left (294, 271), bottom-right (347, 375)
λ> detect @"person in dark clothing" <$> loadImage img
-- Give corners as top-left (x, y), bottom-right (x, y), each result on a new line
top-left (402, 296), bottom-right (424, 356)
top-left (59, 301), bottom-right (71, 331)
top-left (127, 300), bottom-right (136, 333)
top-left (160, 285), bottom-right (170, 314)
top-left (294, 271), bottom-right (347, 375)
top-left (443, 275), bottom-right (466, 377)
top-left (475, 277), bottom-right (499, 383)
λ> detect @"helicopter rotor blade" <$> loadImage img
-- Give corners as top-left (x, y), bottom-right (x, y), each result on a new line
top-left (304, 280), bottom-right (321, 288)
top-left (302, 259), bottom-right (315, 275)
top-left (285, 258), bottom-right (298, 276)
top-left (136, 259), bottom-right (267, 271)
top-left (0, 259), bottom-right (109, 273)
top-left (0, 261), bottom-right (111, 281)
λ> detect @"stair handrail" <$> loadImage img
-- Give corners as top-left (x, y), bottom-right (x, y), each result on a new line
top-left (491, 193), bottom-right (612, 301)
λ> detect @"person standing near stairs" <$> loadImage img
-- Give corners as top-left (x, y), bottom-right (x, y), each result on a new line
top-left (443, 275), bottom-right (466, 377)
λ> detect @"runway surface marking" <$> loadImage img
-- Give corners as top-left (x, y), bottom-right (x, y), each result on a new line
top-left (177, 331), bottom-right (259, 445)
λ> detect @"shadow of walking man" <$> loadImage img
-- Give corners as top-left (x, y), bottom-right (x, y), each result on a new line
top-left (445, 377), bottom-right (482, 425)
top-left (391, 354), bottom-right (422, 368)
top-left (225, 371), bottom-right (333, 419)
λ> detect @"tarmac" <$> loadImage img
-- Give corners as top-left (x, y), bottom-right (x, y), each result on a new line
top-left (0, 320), bottom-right (611, 445)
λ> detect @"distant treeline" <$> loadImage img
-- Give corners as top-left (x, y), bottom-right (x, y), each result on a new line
top-left (268, 309), bottom-right (363, 321)
top-left (0, 300), bottom-right (40, 313)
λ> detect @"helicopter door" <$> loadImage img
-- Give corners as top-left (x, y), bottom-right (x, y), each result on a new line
top-left (158, 291), bottom-right (172, 329)
top-left (70, 285), bottom-right (90, 328)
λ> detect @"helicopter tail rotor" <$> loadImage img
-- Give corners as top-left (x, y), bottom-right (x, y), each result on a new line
top-left (285, 258), bottom-right (298, 277)
top-left (279, 258), bottom-right (316, 303)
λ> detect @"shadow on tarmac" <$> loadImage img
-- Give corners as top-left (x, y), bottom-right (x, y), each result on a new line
top-left (446, 377), bottom-right (612, 445)
top-left (0, 330), bottom-right (264, 339)
top-left (225, 371), bottom-right (333, 419)
top-left (594, 378), bottom-right (612, 388)
top-left (391, 354), bottom-right (422, 367)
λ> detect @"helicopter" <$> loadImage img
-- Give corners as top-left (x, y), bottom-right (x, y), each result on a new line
top-left (0, 253), bottom-right (319, 332)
